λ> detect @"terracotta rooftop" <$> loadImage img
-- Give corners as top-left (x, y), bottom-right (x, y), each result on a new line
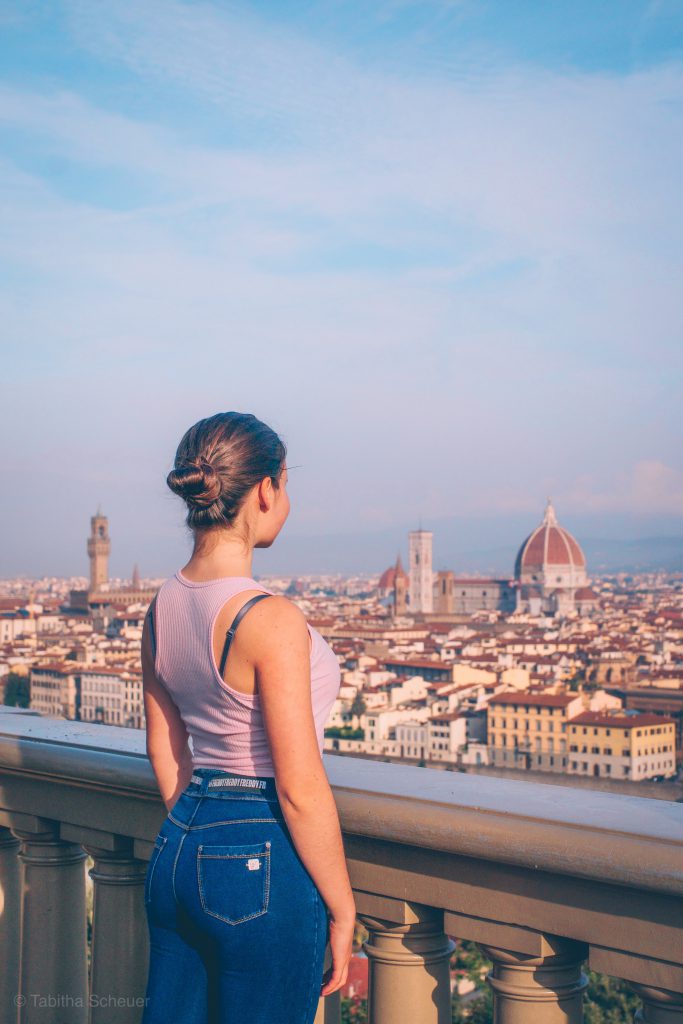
top-left (570, 711), bottom-right (675, 728)
top-left (488, 691), bottom-right (578, 707)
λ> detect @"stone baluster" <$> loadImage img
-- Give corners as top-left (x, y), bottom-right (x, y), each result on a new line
top-left (12, 823), bottom-right (88, 1024)
top-left (631, 982), bottom-right (683, 1023)
top-left (0, 827), bottom-right (21, 1024)
top-left (82, 841), bottom-right (149, 1024)
top-left (314, 991), bottom-right (341, 1024)
top-left (479, 938), bottom-right (588, 1024)
top-left (358, 903), bottom-right (454, 1024)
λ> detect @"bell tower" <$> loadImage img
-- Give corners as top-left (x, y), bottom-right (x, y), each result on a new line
top-left (408, 527), bottom-right (433, 613)
top-left (87, 508), bottom-right (110, 592)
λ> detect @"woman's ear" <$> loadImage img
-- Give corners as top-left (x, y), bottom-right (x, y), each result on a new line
top-left (256, 475), bottom-right (275, 513)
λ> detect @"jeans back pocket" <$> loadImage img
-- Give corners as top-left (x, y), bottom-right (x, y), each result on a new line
top-left (196, 840), bottom-right (271, 925)
top-left (144, 834), bottom-right (168, 905)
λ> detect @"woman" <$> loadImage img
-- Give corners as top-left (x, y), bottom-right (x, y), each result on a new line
top-left (140, 411), bottom-right (355, 1024)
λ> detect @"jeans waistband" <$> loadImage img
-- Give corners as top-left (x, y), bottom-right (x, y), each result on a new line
top-left (187, 768), bottom-right (279, 800)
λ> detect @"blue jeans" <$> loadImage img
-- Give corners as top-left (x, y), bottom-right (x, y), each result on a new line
top-left (142, 768), bottom-right (330, 1024)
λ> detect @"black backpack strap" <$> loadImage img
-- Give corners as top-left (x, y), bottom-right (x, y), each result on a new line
top-left (219, 593), bottom-right (272, 677)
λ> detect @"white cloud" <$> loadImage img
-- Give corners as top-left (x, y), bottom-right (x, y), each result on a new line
top-left (1, 1), bottom-right (682, 545)
top-left (562, 461), bottom-right (683, 516)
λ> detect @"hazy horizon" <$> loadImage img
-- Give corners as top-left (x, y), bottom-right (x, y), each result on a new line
top-left (3, 502), bottom-right (683, 580)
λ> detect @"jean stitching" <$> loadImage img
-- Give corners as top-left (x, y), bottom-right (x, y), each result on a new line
top-left (304, 885), bottom-right (321, 1023)
top-left (196, 847), bottom-right (270, 925)
top-left (183, 792), bottom-right (280, 805)
top-left (179, 817), bottom-right (283, 830)
top-left (197, 851), bottom-right (268, 859)
top-left (199, 794), bottom-right (278, 803)
top-left (144, 835), bottom-right (168, 905)
top-left (171, 796), bottom-right (203, 905)
top-left (264, 847), bottom-right (271, 912)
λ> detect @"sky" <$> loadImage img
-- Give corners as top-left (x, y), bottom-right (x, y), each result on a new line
top-left (1, 0), bottom-right (682, 578)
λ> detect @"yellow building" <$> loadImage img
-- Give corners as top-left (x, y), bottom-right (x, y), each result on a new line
top-left (487, 691), bottom-right (585, 772)
top-left (568, 711), bottom-right (677, 781)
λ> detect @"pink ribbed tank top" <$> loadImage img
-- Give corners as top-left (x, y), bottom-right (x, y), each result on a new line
top-left (153, 571), bottom-right (342, 777)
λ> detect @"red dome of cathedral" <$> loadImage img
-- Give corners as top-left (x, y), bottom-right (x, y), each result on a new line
top-left (514, 500), bottom-right (586, 579)
top-left (378, 554), bottom-right (408, 590)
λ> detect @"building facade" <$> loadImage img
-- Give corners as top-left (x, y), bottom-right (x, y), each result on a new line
top-left (568, 711), bottom-right (677, 780)
top-left (487, 691), bottom-right (584, 772)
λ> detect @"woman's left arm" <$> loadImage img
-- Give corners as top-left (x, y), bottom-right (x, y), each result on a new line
top-left (142, 602), bottom-right (194, 812)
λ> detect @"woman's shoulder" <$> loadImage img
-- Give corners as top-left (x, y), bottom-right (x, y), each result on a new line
top-left (256, 592), bottom-right (308, 625)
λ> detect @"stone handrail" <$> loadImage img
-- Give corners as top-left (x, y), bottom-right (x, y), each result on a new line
top-left (0, 708), bottom-right (681, 1023)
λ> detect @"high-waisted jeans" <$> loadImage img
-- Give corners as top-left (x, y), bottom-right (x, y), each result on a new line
top-left (141, 768), bottom-right (330, 1024)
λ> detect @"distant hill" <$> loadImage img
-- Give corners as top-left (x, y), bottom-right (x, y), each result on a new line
top-left (580, 536), bottom-right (683, 573)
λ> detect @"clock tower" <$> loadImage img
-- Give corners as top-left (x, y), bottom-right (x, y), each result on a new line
top-left (87, 509), bottom-right (110, 592)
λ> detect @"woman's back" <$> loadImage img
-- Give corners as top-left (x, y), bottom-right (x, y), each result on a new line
top-left (143, 411), bottom-right (356, 1019)
top-left (153, 570), bottom-right (342, 777)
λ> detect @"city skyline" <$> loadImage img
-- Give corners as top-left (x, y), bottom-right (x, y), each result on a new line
top-left (2, 497), bottom-right (681, 583)
top-left (1, 1), bottom-right (682, 576)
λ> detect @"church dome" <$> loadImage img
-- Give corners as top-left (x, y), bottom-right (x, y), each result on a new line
top-left (378, 566), bottom-right (396, 589)
top-left (378, 554), bottom-right (408, 591)
top-left (514, 500), bottom-right (586, 579)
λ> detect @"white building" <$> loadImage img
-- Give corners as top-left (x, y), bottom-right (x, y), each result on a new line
top-left (29, 663), bottom-right (75, 718)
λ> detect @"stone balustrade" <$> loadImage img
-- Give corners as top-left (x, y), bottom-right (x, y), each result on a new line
top-left (0, 707), bottom-right (681, 1023)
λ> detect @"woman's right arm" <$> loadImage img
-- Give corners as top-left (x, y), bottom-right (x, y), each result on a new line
top-left (245, 595), bottom-right (356, 996)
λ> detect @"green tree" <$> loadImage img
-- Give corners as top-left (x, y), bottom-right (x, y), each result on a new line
top-left (351, 692), bottom-right (367, 728)
top-left (451, 939), bottom-right (493, 1023)
top-left (584, 969), bottom-right (641, 1024)
top-left (341, 994), bottom-right (367, 1023)
top-left (4, 672), bottom-right (30, 708)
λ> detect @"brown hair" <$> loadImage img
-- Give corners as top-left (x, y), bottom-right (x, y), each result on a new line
top-left (167, 412), bottom-right (287, 532)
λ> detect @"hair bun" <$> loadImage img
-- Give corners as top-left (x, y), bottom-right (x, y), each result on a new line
top-left (167, 411), bottom-right (287, 531)
top-left (166, 458), bottom-right (222, 509)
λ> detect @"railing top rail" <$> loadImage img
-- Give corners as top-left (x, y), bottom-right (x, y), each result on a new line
top-left (1, 709), bottom-right (681, 893)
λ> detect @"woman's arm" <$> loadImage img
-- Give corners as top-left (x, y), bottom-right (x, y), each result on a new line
top-left (141, 603), bottom-right (194, 812)
top-left (236, 595), bottom-right (356, 994)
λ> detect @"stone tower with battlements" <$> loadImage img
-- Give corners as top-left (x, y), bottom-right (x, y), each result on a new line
top-left (87, 509), bottom-right (110, 593)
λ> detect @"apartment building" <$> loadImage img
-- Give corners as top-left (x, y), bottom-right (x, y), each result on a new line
top-left (29, 663), bottom-right (75, 718)
top-left (568, 711), bottom-right (677, 780)
top-left (487, 691), bottom-right (585, 772)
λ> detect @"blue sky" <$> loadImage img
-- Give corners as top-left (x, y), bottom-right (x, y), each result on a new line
top-left (1, 0), bottom-right (682, 577)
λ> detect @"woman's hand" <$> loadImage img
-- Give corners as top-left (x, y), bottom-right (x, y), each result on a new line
top-left (320, 911), bottom-right (355, 997)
